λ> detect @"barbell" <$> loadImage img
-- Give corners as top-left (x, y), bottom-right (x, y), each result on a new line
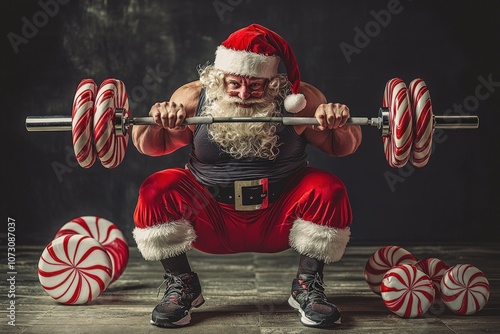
top-left (25, 78), bottom-right (479, 168)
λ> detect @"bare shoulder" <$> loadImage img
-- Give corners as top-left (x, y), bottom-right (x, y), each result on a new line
top-left (296, 81), bottom-right (327, 117)
top-left (170, 80), bottom-right (203, 117)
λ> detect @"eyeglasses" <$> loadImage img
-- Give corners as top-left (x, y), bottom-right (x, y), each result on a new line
top-left (227, 90), bottom-right (265, 97)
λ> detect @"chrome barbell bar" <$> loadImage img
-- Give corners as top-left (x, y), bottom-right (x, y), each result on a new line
top-left (25, 108), bottom-right (479, 136)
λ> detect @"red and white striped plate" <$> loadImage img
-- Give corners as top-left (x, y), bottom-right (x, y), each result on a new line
top-left (38, 234), bottom-right (112, 304)
top-left (71, 79), bottom-right (97, 168)
top-left (93, 78), bottom-right (129, 168)
top-left (382, 78), bottom-right (413, 168)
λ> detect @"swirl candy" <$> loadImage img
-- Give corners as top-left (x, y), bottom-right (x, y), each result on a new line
top-left (415, 258), bottom-right (449, 300)
top-left (381, 264), bottom-right (435, 318)
top-left (93, 78), bottom-right (130, 168)
top-left (38, 234), bottom-right (112, 304)
top-left (408, 78), bottom-right (434, 167)
top-left (440, 264), bottom-right (490, 315)
top-left (382, 78), bottom-right (413, 168)
top-left (364, 245), bottom-right (417, 295)
top-left (72, 79), bottom-right (97, 168)
top-left (55, 216), bottom-right (129, 283)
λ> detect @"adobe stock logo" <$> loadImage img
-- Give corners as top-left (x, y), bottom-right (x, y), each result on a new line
top-left (339, 0), bottom-right (411, 64)
top-left (213, 0), bottom-right (249, 21)
top-left (7, 0), bottom-right (72, 54)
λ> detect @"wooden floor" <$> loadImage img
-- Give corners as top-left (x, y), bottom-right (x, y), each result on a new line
top-left (2, 244), bottom-right (499, 333)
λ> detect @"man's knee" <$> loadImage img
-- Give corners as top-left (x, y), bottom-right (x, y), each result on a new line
top-left (301, 170), bottom-right (349, 203)
top-left (138, 169), bottom-right (186, 203)
top-left (294, 169), bottom-right (352, 228)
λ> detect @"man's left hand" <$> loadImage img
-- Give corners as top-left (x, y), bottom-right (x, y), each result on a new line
top-left (313, 103), bottom-right (350, 131)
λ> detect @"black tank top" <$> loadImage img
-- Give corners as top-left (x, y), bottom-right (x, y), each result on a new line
top-left (187, 90), bottom-right (308, 187)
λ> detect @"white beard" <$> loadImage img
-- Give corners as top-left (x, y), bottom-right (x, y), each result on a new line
top-left (201, 95), bottom-right (282, 160)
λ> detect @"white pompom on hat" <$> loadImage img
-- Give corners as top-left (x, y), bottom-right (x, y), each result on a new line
top-left (214, 24), bottom-right (306, 113)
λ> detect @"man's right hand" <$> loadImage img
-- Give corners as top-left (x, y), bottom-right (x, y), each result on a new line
top-left (150, 101), bottom-right (187, 130)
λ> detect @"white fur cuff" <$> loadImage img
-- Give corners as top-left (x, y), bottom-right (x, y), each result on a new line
top-left (214, 45), bottom-right (280, 79)
top-left (289, 218), bottom-right (351, 264)
top-left (132, 220), bottom-right (197, 261)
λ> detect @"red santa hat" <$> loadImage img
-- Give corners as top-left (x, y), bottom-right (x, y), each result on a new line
top-left (214, 24), bottom-right (307, 113)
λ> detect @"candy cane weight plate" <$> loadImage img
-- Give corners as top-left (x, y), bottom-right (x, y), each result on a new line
top-left (382, 78), bottom-right (413, 168)
top-left (409, 78), bottom-right (433, 167)
top-left (93, 78), bottom-right (130, 168)
top-left (72, 79), bottom-right (97, 168)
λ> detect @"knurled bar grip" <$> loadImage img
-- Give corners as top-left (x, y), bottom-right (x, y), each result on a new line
top-left (24, 115), bottom-right (369, 130)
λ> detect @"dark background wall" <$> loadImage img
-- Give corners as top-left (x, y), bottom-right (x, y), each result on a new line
top-left (2, 0), bottom-right (499, 246)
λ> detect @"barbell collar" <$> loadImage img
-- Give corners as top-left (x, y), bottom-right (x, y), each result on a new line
top-left (377, 107), bottom-right (390, 136)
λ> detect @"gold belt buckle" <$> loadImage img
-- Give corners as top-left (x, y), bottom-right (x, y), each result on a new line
top-left (234, 178), bottom-right (269, 211)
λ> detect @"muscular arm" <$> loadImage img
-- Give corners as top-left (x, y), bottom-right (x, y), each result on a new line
top-left (132, 81), bottom-right (202, 156)
top-left (295, 82), bottom-right (362, 157)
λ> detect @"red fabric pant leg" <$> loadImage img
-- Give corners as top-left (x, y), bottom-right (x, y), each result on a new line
top-left (134, 168), bottom-right (217, 227)
top-left (133, 168), bottom-right (243, 257)
top-left (237, 167), bottom-right (353, 255)
top-left (133, 167), bottom-right (352, 262)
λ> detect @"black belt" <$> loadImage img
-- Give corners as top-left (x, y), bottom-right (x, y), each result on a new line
top-left (207, 178), bottom-right (288, 211)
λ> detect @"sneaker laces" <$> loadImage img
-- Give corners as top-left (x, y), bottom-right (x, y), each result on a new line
top-left (299, 273), bottom-right (337, 315)
top-left (156, 272), bottom-right (186, 302)
top-left (301, 273), bottom-right (328, 302)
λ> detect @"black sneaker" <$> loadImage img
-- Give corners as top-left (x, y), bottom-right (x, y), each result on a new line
top-left (288, 273), bottom-right (341, 327)
top-left (151, 271), bottom-right (205, 327)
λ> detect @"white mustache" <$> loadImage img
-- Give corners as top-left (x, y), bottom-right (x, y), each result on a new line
top-left (222, 96), bottom-right (267, 106)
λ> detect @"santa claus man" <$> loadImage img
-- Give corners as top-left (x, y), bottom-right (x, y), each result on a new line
top-left (132, 23), bottom-right (362, 328)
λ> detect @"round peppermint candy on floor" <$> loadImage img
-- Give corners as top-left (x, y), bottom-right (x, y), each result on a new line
top-left (364, 245), bottom-right (417, 295)
top-left (55, 216), bottom-right (129, 283)
top-left (415, 257), bottom-right (449, 300)
top-left (381, 263), bottom-right (435, 318)
top-left (440, 264), bottom-right (490, 315)
top-left (38, 234), bottom-right (112, 304)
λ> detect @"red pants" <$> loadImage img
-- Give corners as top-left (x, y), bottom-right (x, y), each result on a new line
top-left (133, 167), bottom-right (352, 258)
